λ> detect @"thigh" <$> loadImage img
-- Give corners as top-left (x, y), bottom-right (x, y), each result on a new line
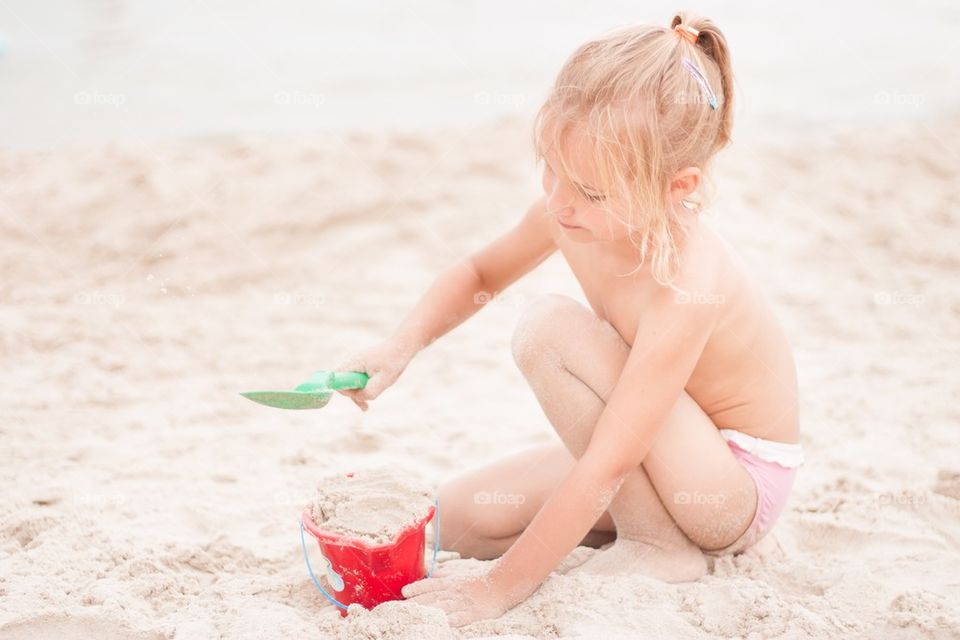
top-left (642, 391), bottom-right (758, 551)
top-left (438, 442), bottom-right (615, 543)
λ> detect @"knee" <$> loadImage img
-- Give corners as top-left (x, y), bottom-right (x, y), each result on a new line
top-left (511, 294), bottom-right (582, 373)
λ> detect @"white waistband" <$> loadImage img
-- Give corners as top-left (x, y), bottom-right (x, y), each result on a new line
top-left (719, 429), bottom-right (805, 468)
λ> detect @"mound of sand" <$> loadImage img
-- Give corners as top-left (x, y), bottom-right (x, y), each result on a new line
top-left (310, 470), bottom-right (434, 545)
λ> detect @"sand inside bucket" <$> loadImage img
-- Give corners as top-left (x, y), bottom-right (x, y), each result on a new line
top-left (310, 469), bottom-right (434, 545)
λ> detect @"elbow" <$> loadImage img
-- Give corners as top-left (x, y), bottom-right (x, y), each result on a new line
top-left (459, 256), bottom-right (487, 291)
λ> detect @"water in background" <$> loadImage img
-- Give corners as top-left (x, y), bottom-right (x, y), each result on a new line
top-left (0, 0), bottom-right (957, 149)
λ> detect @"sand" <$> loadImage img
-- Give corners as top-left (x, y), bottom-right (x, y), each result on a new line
top-left (2, 115), bottom-right (959, 639)
top-left (309, 470), bottom-right (434, 544)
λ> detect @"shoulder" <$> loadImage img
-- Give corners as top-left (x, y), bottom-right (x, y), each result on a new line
top-left (663, 220), bottom-right (728, 303)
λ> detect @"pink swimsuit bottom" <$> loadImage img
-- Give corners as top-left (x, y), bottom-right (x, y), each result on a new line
top-left (704, 429), bottom-right (805, 557)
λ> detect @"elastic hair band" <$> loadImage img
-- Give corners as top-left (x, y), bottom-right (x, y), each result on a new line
top-left (674, 24), bottom-right (700, 44)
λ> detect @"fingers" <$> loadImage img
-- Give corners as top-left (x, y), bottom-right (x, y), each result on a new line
top-left (406, 591), bottom-right (452, 609)
top-left (337, 372), bottom-right (391, 410)
top-left (338, 389), bottom-right (368, 412)
top-left (334, 345), bottom-right (404, 410)
top-left (334, 355), bottom-right (375, 409)
top-left (447, 612), bottom-right (474, 628)
top-left (400, 579), bottom-right (480, 627)
top-left (401, 577), bottom-right (442, 599)
top-left (359, 373), bottom-right (389, 402)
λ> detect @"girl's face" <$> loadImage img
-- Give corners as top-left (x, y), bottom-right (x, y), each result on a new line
top-left (540, 132), bottom-right (632, 244)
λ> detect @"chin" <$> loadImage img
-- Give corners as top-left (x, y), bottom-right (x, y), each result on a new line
top-left (560, 227), bottom-right (598, 242)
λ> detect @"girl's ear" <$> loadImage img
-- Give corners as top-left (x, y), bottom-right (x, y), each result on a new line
top-left (669, 167), bottom-right (702, 203)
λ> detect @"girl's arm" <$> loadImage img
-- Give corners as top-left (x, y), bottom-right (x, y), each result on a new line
top-left (486, 271), bottom-right (722, 606)
top-left (389, 197), bottom-right (556, 358)
top-left (338, 197), bottom-right (556, 409)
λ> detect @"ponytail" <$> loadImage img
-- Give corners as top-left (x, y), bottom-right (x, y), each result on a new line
top-left (671, 11), bottom-right (735, 152)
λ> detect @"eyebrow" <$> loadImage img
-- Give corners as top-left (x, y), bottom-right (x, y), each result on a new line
top-left (574, 180), bottom-right (601, 194)
top-left (544, 157), bottom-right (602, 194)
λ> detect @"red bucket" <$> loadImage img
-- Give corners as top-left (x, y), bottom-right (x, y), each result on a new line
top-left (300, 502), bottom-right (437, 616)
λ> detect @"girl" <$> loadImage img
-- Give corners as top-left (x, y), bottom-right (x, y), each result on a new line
top-left (337, 11), bottom-right (805, 627)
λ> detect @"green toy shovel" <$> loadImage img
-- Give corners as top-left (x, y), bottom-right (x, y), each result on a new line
top-left (240, 370), bottom-right (368, 410)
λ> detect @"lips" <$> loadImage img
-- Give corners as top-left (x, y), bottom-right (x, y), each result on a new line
top-left (558, 220), bottom-right (582, 230)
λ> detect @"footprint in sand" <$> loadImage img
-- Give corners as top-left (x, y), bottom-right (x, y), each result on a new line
top-left (933, 469), bottom-right (960, 500)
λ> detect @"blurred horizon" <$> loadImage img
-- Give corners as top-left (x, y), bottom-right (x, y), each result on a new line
top-left (0, 0), bottom-right (957, 150)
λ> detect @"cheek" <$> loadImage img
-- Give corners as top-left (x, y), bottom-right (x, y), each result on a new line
top-left (585, 207), bottom-right (632, 239)
top-left (541, 166), bottom-right (556, 196)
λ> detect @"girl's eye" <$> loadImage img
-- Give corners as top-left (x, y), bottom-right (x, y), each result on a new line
top-left (583, 192), bottom-right (606, 203)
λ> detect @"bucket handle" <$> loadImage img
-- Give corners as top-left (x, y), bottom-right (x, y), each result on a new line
top-left (300, 497), bottom-right (441, 611)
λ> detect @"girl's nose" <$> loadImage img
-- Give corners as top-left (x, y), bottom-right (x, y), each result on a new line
top-left (545, 180), bottom-right (575, 217)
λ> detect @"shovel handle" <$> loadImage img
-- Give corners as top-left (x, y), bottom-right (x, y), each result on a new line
top-left (327, 371), bottom-right (368, 390)
top-left (301, 370), bottom-right (368, 391)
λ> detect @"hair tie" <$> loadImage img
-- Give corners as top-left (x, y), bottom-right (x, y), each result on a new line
top-left (674, 24), bottom-right (699, 45)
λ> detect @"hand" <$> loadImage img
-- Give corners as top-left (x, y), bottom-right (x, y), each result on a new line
top-left (401, 572), bottom-right (511, 628)
top-left (334, 340), bottom-right (415, 411)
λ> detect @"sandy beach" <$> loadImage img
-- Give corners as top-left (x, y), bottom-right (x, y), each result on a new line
top-left (2, 0), bottom-right (960, 637)
top-left (1, 112), bottom-right (959, 638)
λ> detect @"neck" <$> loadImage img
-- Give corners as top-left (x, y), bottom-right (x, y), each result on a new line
top-left (602, 210), bottom-right (701, 277)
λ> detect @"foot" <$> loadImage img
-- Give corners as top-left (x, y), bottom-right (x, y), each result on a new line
top-left (570, 538), bottom-right (707, 583)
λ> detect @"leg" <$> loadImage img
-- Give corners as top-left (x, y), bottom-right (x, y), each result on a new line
top-left (437, 442), bottom-right (616, 561)
top-left (512, 294), bottom-right (759, 581)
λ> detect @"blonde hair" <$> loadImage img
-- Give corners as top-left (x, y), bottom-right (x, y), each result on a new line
top-left (533, 10), bottom-right (734, 287)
